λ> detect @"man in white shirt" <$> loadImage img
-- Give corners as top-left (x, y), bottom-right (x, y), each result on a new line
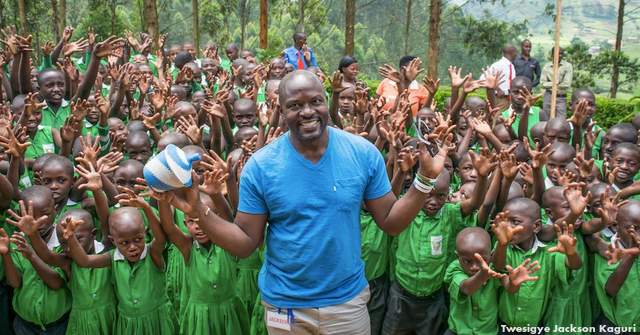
top-left (485, 45), bottom-right (517, 111)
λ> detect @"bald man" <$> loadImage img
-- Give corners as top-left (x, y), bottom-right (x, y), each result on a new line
top-left (167, 70), bottom-right (450, 334)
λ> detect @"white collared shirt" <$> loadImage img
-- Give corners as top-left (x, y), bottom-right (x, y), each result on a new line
top-left (46, 230), bottom-right (60, 250)
top-left (486, 56), bottom-right (515, 95)
top-left (113, 244), bottom-right (148, 261)
top-left (514, 235), bottom-right (546, 253)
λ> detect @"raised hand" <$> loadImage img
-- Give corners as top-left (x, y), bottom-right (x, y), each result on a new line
top-left (481, 67), bottom-right (504, 90)
top-left (469, 117), bottom-right (492, 137)
top-left (573, 151), bottom-right (595, 181)
top-left (142, 113), bottom-right (162, 131)
top-left (202, 99), bottom-right (227, 119)
top-left (397, 146), bottom-right (419, 173)
top-left (96, 151), bottom-right (123, 174)
top-left (62, 38), bottom-right (89, 57)
top-left (548, 222), bottom-right (578, 255)
top-left (422, 75), bottom-right (440, 96)
top-left (519, 86), bottom-right (542, 110)
top-left (417, 130), bottom-right (454, 179)
top-left (176, 114), bottom-right (203, 144)
top-left (58, 217), bottom-right (83, 241)
top-left (475, 253), bottom-right (507, 279)
top-left (62, 26), bottom-right (74, 43)
top-left (403, 57), bottom-right (423, 82)
top-left (378, 64), bottom-right (401, 84)
top-left (563, 182), bottom-right (592, 217)
top-left (524, 137), bottom-right (553, 169)
top-left (554, 168), bottom-right (577, 187)
top-left (10, 233), bottom-right (34, 258)
top-left (506, 258), bottom-right (540, 287)
top-left (330, 71), bottom-right (347, 94)
top-left (94, 36), bottom-right (125, 58)
top-left (115, 185), bottom-right (148, 209)
top-left (41, 41), bottom-right (55, 56)
top-left (448, 66), bottom-right (470, 88)
top-left (76, 163), bottom-right (103, 192)
top-left (469, 147), bottom-right (497, 177)
top-left (6, 200), bottom-right (49, 237)
top-left (568, 99), bottom-right (589, 127)
top-left (499, 149), bottom-right (520, 180)
top-left (584, 121), bottom-right (602, 150)
top-left (491, 211), bottom-right (523, 246)
top-left (79, 134), bottom-right (100, 168)
top-left (149, 89), bottom-right (166, 111)
top-left (0, 126), bottom-right (30, 158)
top-left (199, 168), bottom-right (229, 196)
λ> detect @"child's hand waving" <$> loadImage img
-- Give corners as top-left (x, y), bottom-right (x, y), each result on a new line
top-left (506, 258), bottom-right (540, 287)
top-left (6, 200), bottom-right (49, 237)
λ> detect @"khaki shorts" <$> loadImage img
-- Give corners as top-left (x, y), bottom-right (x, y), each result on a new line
top-left (263, 286), bottom-right (371, 335)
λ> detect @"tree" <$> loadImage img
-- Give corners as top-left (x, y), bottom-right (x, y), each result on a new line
top-left (142, 0), bottom-right (159, 47)
top-left (404, 0), bottom-right (412, 55)
top-left (238, 0), bottom-right (250, 49)
top-left (60, 0), bottom-right (66, 34)
top-left (345, 0), bottom-right (355, 55)
top-left (259, 0), bottom-right (268, 49)
top-left (18, 0), bottom-right (27, 33)
top-left (192, 0), bottom-right (200, 57)
top-left (51, 0), bottom-right (60, 39)
top-left (427, 0), bottom-right (442, 78)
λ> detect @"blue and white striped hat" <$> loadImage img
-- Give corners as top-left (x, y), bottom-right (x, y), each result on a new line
top-left (143, 144), bottom-right (202, 192)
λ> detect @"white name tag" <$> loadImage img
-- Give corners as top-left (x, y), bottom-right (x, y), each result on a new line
top-left (42, 143), bottom-right (55, 154)
top-left (266, 310), bottom-right (292, 331)
top-left (431, 235), bottom-right (443, 256)
top-left (20, 176), bottom-right (31, 188)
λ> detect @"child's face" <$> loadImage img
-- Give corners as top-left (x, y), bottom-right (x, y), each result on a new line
top-left (456, 117), bottom-right (469, 137)
top-left (458, 157), bottom-right (477, 183)
top-left (110, 221), bottom-right (146, 262)
top-left (269, 59), bottom-right (286, 79)
top-left (125, 138), bottom-right (152, 164)
top-left (457, 242), bottom-right (491, 276)
top-left (588, 187), bottom-right (608, 215)
top-left (23, 104), bottom-right (43, 133)
top-left (108, 118), bottom-right (128, 139)
top-left (201, 59), bottom-right (219, 77)
top-left (504, 204), bottom-right (540, 246)
top-left (423, 182), bottom-right (449, 216)
top-left (543, 124), bottom-right (570, 145)
top-left (616, 204), bottom-right (640, 247)
top-left (39, 162), bottom-right (73, 205)
top-left (186, 217), bottom-right (210, 245)
top-left (56, 215), bottom-right (95, 254)
top-left (611, 148), bottom-right (640, 185)
top-left (342, 63), bottom-right (359, 80)
top-left (113, 166), bottom-right (143, 192)
top-left (233, 106), bottom-right (257, 129)
top-left (86, 96), bottom-right (100, 124)
top-left (338, 88), bottom-right (355, 115)
top-left (450, 182), bottom-right (475, 203)
top-left (31, 195), bottom-right (56, 238)
top-left (544, 189), bottom-right (571, 223)
top-left (603, 129), bottom-right (632, 159)
top-left (546, 151), bottom-right (573, 185)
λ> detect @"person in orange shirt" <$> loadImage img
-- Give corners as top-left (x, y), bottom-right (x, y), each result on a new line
top-left (376, 56), bottom-right (429, 117)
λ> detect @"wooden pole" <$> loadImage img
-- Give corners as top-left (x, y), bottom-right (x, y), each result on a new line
top-left (550, 0), bottom-right (562, 119)
top-left (259, 0), bottom-right (268, 49)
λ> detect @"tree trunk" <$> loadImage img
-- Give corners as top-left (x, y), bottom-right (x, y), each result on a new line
top-left (110, 0), bottom-right (117, 35)
top-left (427, 0), bottom-right (442, 78)
top-left (404, 0), bottom-right (412, 55)
top-left (17, 0), bottom-right (26, 33)
top-left (192, 0), bottom-right (200, 57)
top-left (259, 0), bottom-right (268, 49)
top-left (297, 0), bottom-right (305, 33)
top-left (345, 0), bottom-right (355, 55)
top-left (610, 0), bottom-right (625, 98)
top-left (239, 0), bottom-right (247, 50)
top-left (51, 0), bottom-right (60, 39)
top-left (59, 0), bottom-right (66, 32)
top-left (142, 0), bottom-right (160, 49)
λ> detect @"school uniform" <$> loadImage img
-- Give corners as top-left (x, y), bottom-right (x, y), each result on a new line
top-left (382, 203), bottom-right (468, 335)
top-left (444, 259), bottom-right (500, 335)
top-left (501, 106), bottom-right (541, 147)
top-left (41, 100), bottom-right (72, 130)
top-left (594, 234), bottom-right (640, 332)
top-left (497, 237), bottom-right (570, 329)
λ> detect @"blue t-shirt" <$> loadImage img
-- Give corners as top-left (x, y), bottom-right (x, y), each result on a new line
top-left (238, 127), bottom-right (391, 308)
top-left (283, 46), bottom-right (318, 69)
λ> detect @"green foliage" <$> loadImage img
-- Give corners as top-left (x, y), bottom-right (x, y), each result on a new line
top-left (593, 97), bottom-right (638, 128)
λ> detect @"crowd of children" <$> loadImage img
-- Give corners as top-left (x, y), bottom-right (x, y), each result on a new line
top-left (0, 25), bottom-right (639, 335)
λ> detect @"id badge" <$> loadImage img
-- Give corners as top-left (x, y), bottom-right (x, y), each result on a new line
top-left (266, 309), bottom-right (291, 331)
top-left (431, 235), bottom-right (443, 256)
top-left (42, 143), bottom-right (55, 154)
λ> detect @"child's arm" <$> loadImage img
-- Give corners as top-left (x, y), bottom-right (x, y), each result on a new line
top-left (491, 211), bottom-right (523, 271)
top-left (470, 118), bottom-right (503, 150)
top-left (7, 200), bottom-right (71, 274)
top-left (11, 233), bottom-right (65, 289)
top-left (0, 228), bottom-right (21, 288)
top-left (74, 36), bottom-right (123, 101)
top-left (198, 167), bottom-right (235, 221)
top-left (517, 88), bottom-right (541, 141)
top-left (496, 149), bottom-right (518, 212)
top-left (0, 126), bottom-right (30, 198)
top-left (563, 183), bottom-right (591, 228)
top-left (328, 72), bottom-right (345, 129)
top-left (461, 149), bottom-right (496, 217)
top-left (604, 232), bottom-right (640, 297)
top-left (156, 195), bottom-right (192, 262)
top-left (62, 217), bottom-right (111, 268)
top-left (477, 168), bottom-right (502, 228)
top-left (115, 186), bottom-right (166, 270)
top-left (501, 258), bottom-right (541, 294)
top-left (75, 163), bottom-right (111, 247)
top-left (524, 138), bottom-right (551, 204)
top-left (391, 147), bottom-right (418, 197)
top-left (548, 222), bottom-right (582, 270)
top-left (455, 124), bottom-right (473, 163)
top-left (460, 253), bottom-right (506, 296)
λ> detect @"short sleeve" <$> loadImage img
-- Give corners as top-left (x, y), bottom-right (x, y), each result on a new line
top-left (364, 147), bottom-right (391, 200)
top-left (237, 157), bottom-right (268, 215)
top-left (445, 261), bottom-right (467, 302)
top-left (551, 252), bottom-right (570, 286)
